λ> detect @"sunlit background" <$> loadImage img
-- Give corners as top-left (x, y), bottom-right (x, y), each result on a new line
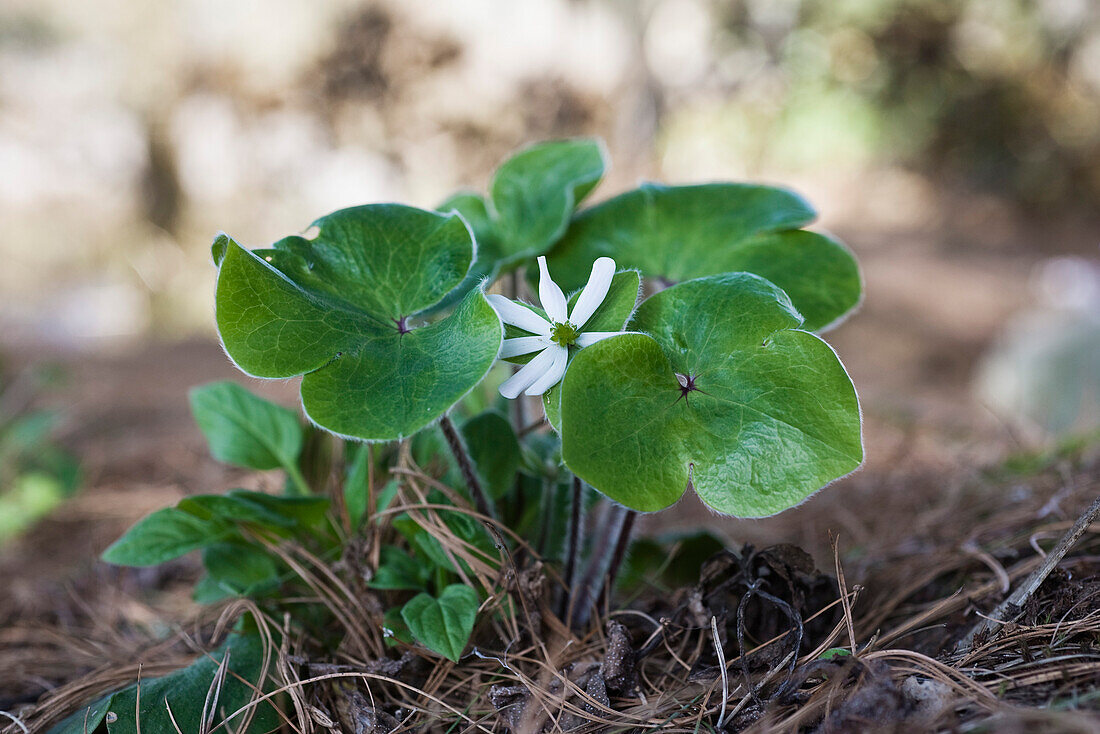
top-left (2, 0), bottom-right (1099, 500)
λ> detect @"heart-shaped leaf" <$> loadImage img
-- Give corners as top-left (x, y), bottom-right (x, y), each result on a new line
top-left (401, 584), bottom-right (480, 662)
top-left (214, 204), bottom-right (503, 441)
top-left (545, 183), bottom-right (861, 332)
top-left (189, 381), bottom-right (303, 473)
top-left (559, 273), bottom-right (862, 516)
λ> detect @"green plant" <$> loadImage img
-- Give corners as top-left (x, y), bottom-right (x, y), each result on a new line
top-left (0, 363), bottom-right (80, 543)
top-left (88, 137), bottom-right (862, 731)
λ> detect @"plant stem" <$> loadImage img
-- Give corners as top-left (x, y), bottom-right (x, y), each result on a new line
top-left (285, 462), bottom-right (311, 496)
top-left (563, 475), bottom-right (583, 596)
top-left (601, 509), bottom-right (637, 610)
top-left (438, 413), bottom-right (494, 520)
top-left (568, 502), bottom-right (628, 630)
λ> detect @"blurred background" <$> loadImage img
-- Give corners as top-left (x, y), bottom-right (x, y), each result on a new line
top-left (1, 0), bottom-right (1099, 571)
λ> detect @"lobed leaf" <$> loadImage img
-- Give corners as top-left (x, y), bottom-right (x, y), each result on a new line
top-left (559, 273), bottom-right (862, 516)
top-left (545, 183), bottom-right (861, 331)
top-left (214, 204), bottom-right (503, 441)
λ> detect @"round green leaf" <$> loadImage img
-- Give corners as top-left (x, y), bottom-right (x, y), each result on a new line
top-left (214, 204), bottom-right (503, 441)
top-left (401, 584), bottom-right (480, 662)
top-left (545, 183), bottom-right (861, 331)
top-left (559, 274), bottom-right (862, 517)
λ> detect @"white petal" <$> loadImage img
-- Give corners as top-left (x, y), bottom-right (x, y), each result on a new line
top-left (537, 256), bottom-right (569, 323)
top-left (524, 345), bottom-right (569, 396)
top-left (575, 331), bottom-right (622, 347)
top-left (568, 257), bottom-right (616, 328)
top-left (498, 347), bottom-right (558, 399)
top-left (500, 335), bottom-right (550, 358)
top-left (487, 294), bottom-right (551, 335)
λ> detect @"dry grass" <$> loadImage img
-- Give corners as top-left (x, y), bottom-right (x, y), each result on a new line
top-left (3, 444), bottom-right (1100, 733)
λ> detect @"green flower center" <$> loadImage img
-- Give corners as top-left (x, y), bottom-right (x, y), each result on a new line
top-left (549, 321), bottom-right (579, 347)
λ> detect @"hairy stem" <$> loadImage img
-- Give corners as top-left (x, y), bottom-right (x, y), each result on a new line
top-left (563, 475), bottom-right (583, 596)
top-left (438, 413), bottom-right (494, 519)
top-left (601, 509), bottom-right (637, 610)
top-left (568, 502), bottom-right (628, 630)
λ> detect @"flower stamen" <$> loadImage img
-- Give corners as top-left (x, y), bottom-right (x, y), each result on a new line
top-left (549, 321), bottom-right (579, 347)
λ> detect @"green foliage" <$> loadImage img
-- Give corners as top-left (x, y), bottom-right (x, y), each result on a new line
top-left (196, 542), bottom-right (281, 601)
top-left (189, 381), bottom-right (304, 472)
top-left (370, 546), bottom-right (430, 591)
top-left (0, 370), bottom-right (81, 542)
top-left (214, 204), bottom-right (503, 441)
top-left (47, 632), bottom-right (279, 734)
top-left (620, 531), bottom-right (726, 591)
top-left (819, 647), bottom-right (852, 661)
top-left (401, 584), bottom-right (480, 662)
top-left (441, 139), bottom-right (605, 274)
top-left (101, 507), bottom-right (229, 567)
top-left (87, 136), bottom-right (867, 728)
top-left (559, 274), bottom-right (862, 516)
top-left (102, 489), bottom-right (329, 568)
top-left (460, 411), bottom-right (520, 499)
top-left (545, 183), bottom-right (860, 331)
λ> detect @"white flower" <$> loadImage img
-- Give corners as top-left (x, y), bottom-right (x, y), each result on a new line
top-left (488, 256), bottom-right (625, 398)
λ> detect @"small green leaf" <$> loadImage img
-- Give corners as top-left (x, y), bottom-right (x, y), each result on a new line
top-left (177, 493), bottom-right (297, 529)
top-left (189, 381), bottom-right (303, 472)
top-left (460, 411), bottom-right (520, 499)
top-left (401, 584), bottom-right (480, 662)
top-left (102, 508), bottom-right (229, 567)
top-left (344, 442), bottom-right (371, 527)
top-left (370, 546), bottom-right (430, 590)
top-left (559, 274), bottom-right (862, 516)
top-left (490, 138), bottom-right (606, 264)
top-left (819, 647), bottom-right (852, 660)
top-left (620, 531), bottom-right (726, 591)
top-left (47, 632), bottom-right (279, 734)
top-left (215, 205), bottom-right (503, 441)
top-left (228, 489), bottom-right (330, 527)
top-left (546, 183), bottom-right (861, 331)
top-left (198, 542), bottom-right (281, 600)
